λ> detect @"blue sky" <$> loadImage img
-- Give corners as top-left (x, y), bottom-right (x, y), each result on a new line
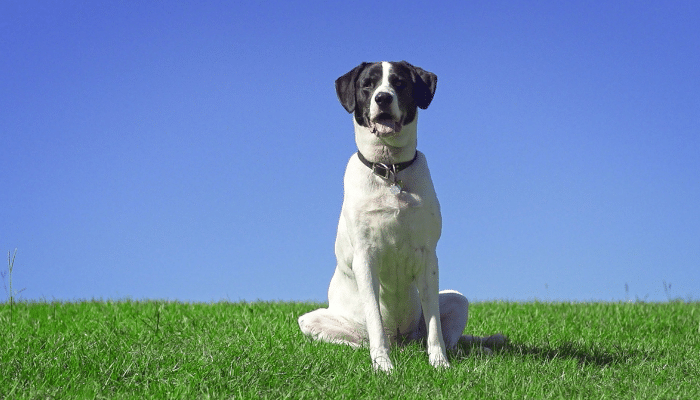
top-left (2, 1), bottom-right (698, 303)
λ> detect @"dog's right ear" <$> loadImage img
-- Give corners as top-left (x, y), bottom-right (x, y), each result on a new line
top-left (398, 60), bottom-right (437, 110)
top-left (335, 62), bottom-right (369, 113)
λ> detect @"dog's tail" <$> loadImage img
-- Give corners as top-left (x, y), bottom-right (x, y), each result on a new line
top-left (458, 333), bottom-right (508, 352)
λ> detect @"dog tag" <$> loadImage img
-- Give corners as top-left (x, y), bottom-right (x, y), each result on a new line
top-left (389, 183), bottom-right (402, 195)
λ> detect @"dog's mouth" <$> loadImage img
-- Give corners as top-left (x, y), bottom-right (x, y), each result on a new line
top-left (369, 113), bottom-right (402, 136)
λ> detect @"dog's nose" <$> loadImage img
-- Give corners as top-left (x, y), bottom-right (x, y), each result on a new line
top-left (374, 92), bottom-right (393, 107)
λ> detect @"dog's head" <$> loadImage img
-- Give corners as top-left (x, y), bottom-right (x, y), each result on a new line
top-left (335, 61), bottom-right (437, 139)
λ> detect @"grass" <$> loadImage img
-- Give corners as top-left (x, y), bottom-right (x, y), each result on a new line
top-left (2, 249), bottom-right (24, 324)
top-left (1, 299), bottom-right (698, 399)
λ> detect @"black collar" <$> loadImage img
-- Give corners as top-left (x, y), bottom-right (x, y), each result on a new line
top-left (356, 151), bottom-right (418, 181)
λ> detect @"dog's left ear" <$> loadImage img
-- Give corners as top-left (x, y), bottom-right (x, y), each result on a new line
top-left (335, 62), bottom-right (369, 113)
top-left (399, 61), bottom-right (438, 110)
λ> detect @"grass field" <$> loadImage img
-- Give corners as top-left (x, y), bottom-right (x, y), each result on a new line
top-left (1, 300), bottom-right (698, 399)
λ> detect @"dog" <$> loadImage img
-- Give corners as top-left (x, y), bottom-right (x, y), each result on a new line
top-left (298, 61), bottom-right (504, 372)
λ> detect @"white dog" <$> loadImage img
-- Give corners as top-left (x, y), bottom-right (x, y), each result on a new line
top-left (298, 61), bottom-right (504, 372)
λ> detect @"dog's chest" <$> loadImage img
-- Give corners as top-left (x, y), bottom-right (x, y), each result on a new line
top-left (344, 172), bottom-right (441, 259)
top-left (351, 184), bottom-right (439, 325)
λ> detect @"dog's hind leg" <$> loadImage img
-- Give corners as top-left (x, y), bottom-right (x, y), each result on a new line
top-left (437, 290), bottom-right (470, 349)
top-left (437, 290), bottom-right (508, 352)
top-left (298, 308), bottom-right (366, 348)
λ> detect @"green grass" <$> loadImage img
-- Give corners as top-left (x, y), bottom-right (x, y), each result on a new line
top-left (1, 300), bottom-right (698, 399)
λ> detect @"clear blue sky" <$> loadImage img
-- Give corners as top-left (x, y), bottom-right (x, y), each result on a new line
top-left (2, 1), bottom-right (698, 303)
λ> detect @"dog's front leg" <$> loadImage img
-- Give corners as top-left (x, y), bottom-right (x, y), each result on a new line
top-left (420, 252), bottom-right (450, 368)
top-left (353, 253), bottom-right (393, 373)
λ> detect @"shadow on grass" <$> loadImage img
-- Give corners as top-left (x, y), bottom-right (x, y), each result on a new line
top-left (452, 340), bottom-right (645, 367)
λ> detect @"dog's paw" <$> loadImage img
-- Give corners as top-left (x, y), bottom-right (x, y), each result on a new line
top-left (372, 355), bottom-right (394, 373)
top-left (370, 348), bottom-right (393, 373)
top-left (429, 352), bottom-right (451, 369)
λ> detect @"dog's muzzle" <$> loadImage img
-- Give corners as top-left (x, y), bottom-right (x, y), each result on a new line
top-left (370, 92), bottom-right (402, 136)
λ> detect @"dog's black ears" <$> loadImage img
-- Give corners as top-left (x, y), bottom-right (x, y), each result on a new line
top-left (335, 61), bottom-right (438, 112)
top-left (398, 60), bottom-right (438, 110)
top-left (335, 62), bottom-right (369, 113)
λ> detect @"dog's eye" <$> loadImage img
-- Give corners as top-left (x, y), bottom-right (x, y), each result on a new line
top-left (393, 79), bottom-right (406, 90)
top-left (361, 79), bottom-right (373, 89)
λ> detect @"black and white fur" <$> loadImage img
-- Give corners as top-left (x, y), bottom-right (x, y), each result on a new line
top-left (298, 61), bottom-right (504, 372)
